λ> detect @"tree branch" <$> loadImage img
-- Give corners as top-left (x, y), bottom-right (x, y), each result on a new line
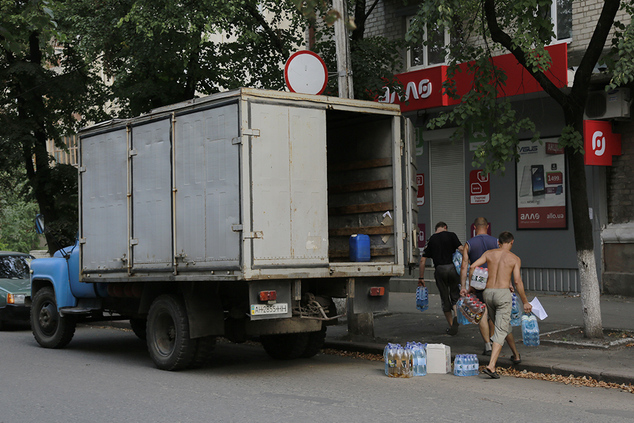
top-left (243, 3), bottom-right (288, 58)
top-left (571, 0), bottom-right (620, 98)
top-left (482, 0), bottom-right (567, 107)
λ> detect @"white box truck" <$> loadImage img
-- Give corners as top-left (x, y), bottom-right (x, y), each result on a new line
top-left (30, 88), bottom-right (418, 370)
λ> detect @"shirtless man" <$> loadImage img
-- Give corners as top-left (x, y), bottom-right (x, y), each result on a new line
top-left (469, 231), bottom-right (532, 379)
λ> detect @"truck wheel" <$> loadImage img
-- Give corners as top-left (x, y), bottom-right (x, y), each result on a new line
top-left (146, 295), bottom-right (195, 371)
top-left (189, 336), bottom-right (217, 369)
top-left (130, 318), bottom-right (147, 340)
top-left (301, 326), bottom-right (327, 358)
top-left (31, 287), bottom-right (76, 348)
top-left (261, 333), bottom-right (309, 360)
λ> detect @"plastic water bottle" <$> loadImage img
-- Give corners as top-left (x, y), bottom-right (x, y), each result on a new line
top-left (410, 342), bottom-right (427, 376)
top-left (416, 286), bottom-right (429, 312)
top-left (384, 343), bottom-right (393, 376)
top-left (510, 293), bottom-right (521, 326)
top-left (470, 354), bottom-right (480, 376)
top-left (456, 298), bottom-right (471, 325)
top-left (454, 354), bottom-right (463, 376)
top-left (522, 313), bottom-right (540, 346)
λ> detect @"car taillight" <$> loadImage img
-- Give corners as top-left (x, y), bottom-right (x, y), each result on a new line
top-left (259, 290), bottom-right (277, 302)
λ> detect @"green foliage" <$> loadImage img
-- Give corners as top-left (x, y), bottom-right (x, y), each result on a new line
top-left (61, 0), bottom-right (309, 117)
top-left (604, 0), bottom-right (634, 89)
top-left (0, 172), bottom-right (40, 253)
top-left (41, 164), bottom-right (78, 248)
top-left (405, 0), bottom-right (569, 175)
top-left (0, 0), bottom-right (103, 253)
top-left (312, 24), bottom-right (404, 100)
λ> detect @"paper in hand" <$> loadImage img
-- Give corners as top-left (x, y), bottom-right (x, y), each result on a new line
top-left (529, 297), bottom-right (548, 320)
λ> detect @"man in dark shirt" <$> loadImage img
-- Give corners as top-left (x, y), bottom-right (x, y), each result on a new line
top-left (419, 221), bottom-right (462, 335)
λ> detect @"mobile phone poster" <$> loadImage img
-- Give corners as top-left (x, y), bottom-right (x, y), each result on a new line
top-left (516, 139), bottom-right (567, 229)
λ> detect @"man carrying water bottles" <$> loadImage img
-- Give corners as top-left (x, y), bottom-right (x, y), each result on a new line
top-left (469, 231), bottom-right (532, 379)
top-left (459, 217), bottom-right (497, 356)
top-left (419, 222), bottom-right (462, 336)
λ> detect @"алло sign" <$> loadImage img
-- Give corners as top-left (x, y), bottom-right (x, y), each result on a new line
top-left (583, 120), bottom-right (622, 166)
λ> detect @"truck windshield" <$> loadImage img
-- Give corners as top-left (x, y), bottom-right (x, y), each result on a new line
top-left (0, 255), bottom-right (30, 279)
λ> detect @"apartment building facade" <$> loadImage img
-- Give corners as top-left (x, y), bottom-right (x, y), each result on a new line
top-left (364, 0), bottom-right (634, 295)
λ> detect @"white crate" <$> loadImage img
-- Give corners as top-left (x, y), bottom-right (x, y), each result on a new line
top-left (426, 343), bottom-right (451, 374)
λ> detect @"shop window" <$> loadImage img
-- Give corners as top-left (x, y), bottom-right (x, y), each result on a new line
top-left (407, 18), bottom-right (449, 70)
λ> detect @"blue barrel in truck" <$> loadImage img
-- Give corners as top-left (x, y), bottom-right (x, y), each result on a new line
top-left (30, 88), bottom-right (418, 370)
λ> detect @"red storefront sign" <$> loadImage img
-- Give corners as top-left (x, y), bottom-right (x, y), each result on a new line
top-left (416, 173), bottom-right (425, 205)
top-left (583, 120), bottom-right (622, 165)
top-left (469, 170), bottom-right (490, 204)
top-left (379, 43), bottom-right (568, 112)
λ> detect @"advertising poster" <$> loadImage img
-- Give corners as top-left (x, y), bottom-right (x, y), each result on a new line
top-left (469, 170), bottom-right (490, 204)
top-left (516, 139), bottom-right (566, 229)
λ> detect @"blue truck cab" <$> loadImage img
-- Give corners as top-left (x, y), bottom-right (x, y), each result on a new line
top-left (30, 242), bottom-right (109, 348)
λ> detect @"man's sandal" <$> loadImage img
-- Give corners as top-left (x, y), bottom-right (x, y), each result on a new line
top-left (483, 367), bottom-right (500, 379)
top-left (511, 355), bottom-right (522, 365)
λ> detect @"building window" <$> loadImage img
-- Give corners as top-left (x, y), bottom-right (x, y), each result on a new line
top-left (547, 0), bottom-right (572, 41)
top-left (407, 17), bottom-right (449, 70)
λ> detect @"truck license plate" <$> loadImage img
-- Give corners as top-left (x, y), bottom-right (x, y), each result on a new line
top-left (250, 303), bottom-right (288, 316)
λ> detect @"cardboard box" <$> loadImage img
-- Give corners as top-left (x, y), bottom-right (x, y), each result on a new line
top-left (426, 343), bottom-right (451, 374)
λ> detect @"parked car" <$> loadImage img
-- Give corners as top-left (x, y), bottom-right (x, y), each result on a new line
top-left (0, 251), bottom-right (33, 329)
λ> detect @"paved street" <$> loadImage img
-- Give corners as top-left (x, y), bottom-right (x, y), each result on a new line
top-left (1, 325), bottom-right (634, 423)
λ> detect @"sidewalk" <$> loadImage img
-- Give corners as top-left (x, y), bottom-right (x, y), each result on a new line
top-left (324, 285), bottom-right (634, 385)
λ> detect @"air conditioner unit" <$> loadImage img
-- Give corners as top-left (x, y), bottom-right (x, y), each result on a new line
top-left (585, 88), bottom-right (631, 120)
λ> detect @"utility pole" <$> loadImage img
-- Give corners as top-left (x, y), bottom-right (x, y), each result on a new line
top-left (333, 0), bottom-right (354, 99)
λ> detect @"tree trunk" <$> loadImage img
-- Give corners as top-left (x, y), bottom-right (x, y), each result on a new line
top-left (566, 147), bottom-right (604, 338)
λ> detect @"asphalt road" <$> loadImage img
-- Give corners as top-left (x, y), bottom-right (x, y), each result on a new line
top-left (1, 325), bottom-right (633, 423)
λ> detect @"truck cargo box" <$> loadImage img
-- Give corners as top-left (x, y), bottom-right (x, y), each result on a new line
top-left (78, 88), bottom-right (417, 283)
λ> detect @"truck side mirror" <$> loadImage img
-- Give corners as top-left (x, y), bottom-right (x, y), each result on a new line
top-left (35, 214), bottom-right (45, 234)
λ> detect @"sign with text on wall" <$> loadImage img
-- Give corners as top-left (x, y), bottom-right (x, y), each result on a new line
top-left (416, 173), bottom-right (425, 206)
top-left (516, 139), bottom-right (567, 229)
top-left (469, 170), bottom-right (490, 204)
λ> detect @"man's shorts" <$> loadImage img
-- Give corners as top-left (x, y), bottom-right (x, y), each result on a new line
top-left (483, 288), bottom-right (512, 346)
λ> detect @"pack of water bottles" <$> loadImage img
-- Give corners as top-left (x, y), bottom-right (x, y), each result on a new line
top-left (452, 250), bottom-right (462, 274)
top-left (455, 298), bottom-right (471, 325)
top-left (521, 313), bottom-right (540, 346)
top-left (457, 294), bottom-right (485, 324)
top-left (383, 342), bottom-right (427, 377)
top-left (453, 354), bottom-right (480, 376)
top-left (470, 266), bottom-right (488, 290)
top-left (510, 293), bottom-right (521, 326)
top-left (416, 285), bottom-right (429, 312)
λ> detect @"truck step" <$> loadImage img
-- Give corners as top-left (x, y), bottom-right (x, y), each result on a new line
top-left (60, 307), bottom-right (100, 316)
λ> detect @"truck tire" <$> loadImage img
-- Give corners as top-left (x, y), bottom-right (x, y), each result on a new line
top-left (146, 295), bottom-right (195, 371)
top-left (261, 333), bottom-right (309, 360)
top-left (31, 287), bottom-right (76, 348)
top-left (301, 326), bottom-right (327, 358)
top-left (130, 318), bottom-right (147, 340)
top-left (189, 336), bottom-right (217, 369)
